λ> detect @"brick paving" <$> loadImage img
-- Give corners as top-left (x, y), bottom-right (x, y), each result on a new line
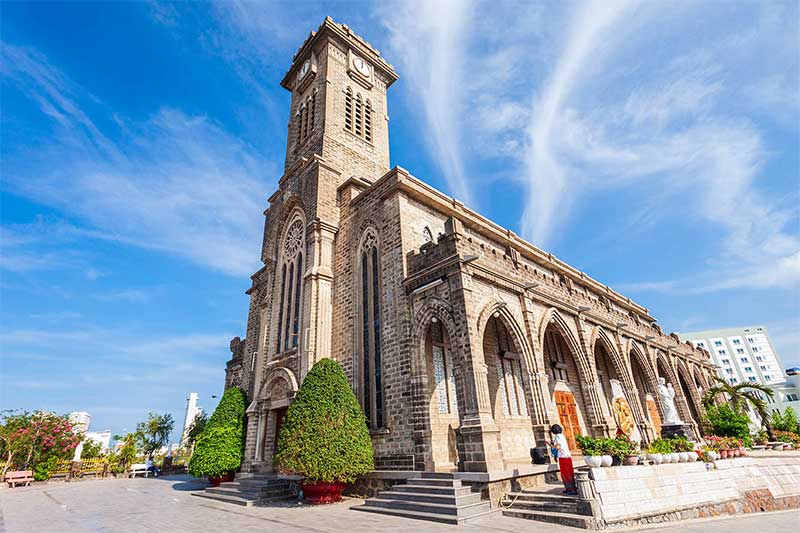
top-left (1, 475), bottom-right (798, 533)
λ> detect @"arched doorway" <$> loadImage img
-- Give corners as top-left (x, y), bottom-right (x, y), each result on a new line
top-left (542, 321), bottom-right (591, 452)
top-left (424, 318), bottom-right (460, 471)
top-left (252, 367), bottom-right (298, 470)
top-left (630, 348), bottom-right (661, 437)
top-left (483, 314), bottom-right (532, 467)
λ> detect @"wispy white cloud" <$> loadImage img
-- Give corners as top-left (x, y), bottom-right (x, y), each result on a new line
top-left (378, 0), bottom-right (798, 295)
top-left (380, 0), bottom-right (476, 205)
top-left (2, 43), bottom-right (274, 276)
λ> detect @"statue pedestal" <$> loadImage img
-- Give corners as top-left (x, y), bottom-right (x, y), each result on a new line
top-left (661, 424), bottom-right (688, 439)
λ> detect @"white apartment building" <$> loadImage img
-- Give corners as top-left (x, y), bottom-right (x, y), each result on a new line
top-left (679, 326), bottom-right (785, 387)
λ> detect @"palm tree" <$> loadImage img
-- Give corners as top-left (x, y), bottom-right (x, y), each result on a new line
top-left (702, 376), bottom-right (776, 440)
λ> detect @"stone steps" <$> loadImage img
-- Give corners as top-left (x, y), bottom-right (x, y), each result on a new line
top-left (502, 508), bottom-right (597, 529)
top-left (375, 490), bottom-right (482, 506)
top-left (352, 474), bottom-right (493, 525)
top-left (501, 487), bottom-right (597, 528)
top-left (193, 475), bottom-right (296, 507)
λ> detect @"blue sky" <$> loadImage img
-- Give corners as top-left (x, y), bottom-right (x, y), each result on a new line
top-left (2, 1), bottom-right (798, 441)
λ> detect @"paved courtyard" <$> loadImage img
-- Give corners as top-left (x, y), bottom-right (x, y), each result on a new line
top-left (0, 475), bottom-right (798, 533)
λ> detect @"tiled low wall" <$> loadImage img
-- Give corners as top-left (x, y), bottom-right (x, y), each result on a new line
top-left (588, 456), bottom-right (800, 527)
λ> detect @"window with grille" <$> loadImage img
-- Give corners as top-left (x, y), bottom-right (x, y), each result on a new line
top-left (295, 89), bottom-right (316, 146)
top-left (428, 320), bottom-right (458, 415)
top-left (360, 229), bottom-right (383, 429)
top-left (344, 87), bottom-right (373, 142)
top-left (276, 218), bottom-right (304, 353)
top-left (489, 316), bottom-right (527, 417)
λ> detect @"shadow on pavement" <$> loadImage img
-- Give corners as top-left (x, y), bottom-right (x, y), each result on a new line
top-left (150, 474), bottom-right (208, 491)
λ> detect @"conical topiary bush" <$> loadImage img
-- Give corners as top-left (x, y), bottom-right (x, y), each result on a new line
top-left (188, 387), bottom-right (246, 483)
top-left (273, 358), bottom-right (373, 502)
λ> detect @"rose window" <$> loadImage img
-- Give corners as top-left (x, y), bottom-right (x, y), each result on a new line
top-left (284, 220), bottom-right (304, 258)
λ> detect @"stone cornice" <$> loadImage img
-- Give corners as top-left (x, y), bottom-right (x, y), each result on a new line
top-left (357, 166), bottom-right (710, 365)
top-left (281, 17), bottom-right (398, 91)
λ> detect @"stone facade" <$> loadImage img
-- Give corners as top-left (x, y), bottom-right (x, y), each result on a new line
top-left (223, 17), bottom-right (719, 476)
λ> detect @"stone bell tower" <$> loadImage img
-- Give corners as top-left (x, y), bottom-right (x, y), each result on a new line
top-left (243, 18), bottom-right (398, 416)
top-left (280, 16), bottom-right (398, 180)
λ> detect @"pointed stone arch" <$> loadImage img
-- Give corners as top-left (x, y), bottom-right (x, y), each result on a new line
top-left (590, 327), bottom-right (646, 433)
top-left (538, 308), bottom-right (603, 444)
top-left (675, 359), bottom-right (704, 425)
top-left (412, 297), bottom-right (462, 471)
top-left (476, 299), bottom-right (537, 468)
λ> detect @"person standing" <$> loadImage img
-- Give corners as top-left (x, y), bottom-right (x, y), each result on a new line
top-left (549, 424), bottom-right (577, 495)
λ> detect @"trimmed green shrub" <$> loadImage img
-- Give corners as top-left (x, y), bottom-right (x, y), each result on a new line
top-left (188, 426), bottom-right (242, 478)
top-left (273, 358), bottom-right (374, 483)
top-left (206, 388), bottom-right (247, 430)
top-left (188, 387), bottom-right (246, 478)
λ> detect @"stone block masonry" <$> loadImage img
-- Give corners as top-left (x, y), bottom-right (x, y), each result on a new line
top-left (586, 454), bottom-right (800, 528)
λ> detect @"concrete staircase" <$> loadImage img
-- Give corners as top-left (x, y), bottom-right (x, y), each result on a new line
top-left (501, 485), bottom-right (597, 529)
top-left (352, 473), bottom-right (492, 525)
top-left (193, 473), bottom-right (297, 507)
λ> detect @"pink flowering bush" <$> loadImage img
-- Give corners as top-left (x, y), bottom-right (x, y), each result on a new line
top-left (0, 411), bottom-right (82, 478)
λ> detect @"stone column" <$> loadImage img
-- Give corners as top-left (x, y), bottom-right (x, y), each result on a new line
top-left (518, 293), bottom-right (554, 442)
top-left (254, 410), bottom-right (265, 463)
top-left (448, 267), bottom-right (504, 473)
top-left (302, 219), bottom-right (337, 379)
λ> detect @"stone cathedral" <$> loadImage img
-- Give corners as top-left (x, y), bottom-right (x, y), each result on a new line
top-left (223, 18), bottom-right (717, 476)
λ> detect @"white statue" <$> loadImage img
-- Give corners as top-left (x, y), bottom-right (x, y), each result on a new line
top-left (657, 377), bottom-right (682, 425)
top-left (69, 412), bottom-right (92, 462)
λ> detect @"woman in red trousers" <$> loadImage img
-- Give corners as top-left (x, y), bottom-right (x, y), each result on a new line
top-left (549, 424), bottom-right (577, 495)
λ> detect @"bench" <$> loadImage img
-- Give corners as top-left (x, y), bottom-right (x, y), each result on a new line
top-left (5, 470), bottom-right (34, 488)
top-left (129, 464), bottom-right (150, 478)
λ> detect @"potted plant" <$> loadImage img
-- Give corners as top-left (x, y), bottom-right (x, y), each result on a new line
top-left (188, 387), bottom-right (246, 486)
top-left (607, 436), bottom-right (639, 466)
top-left (752, 431), bottom-right (768, 450)
top-left (646, 439), bottom-right (669, 464)
top-left (576, 436), bottom-right (603, 468)
top-left (597, 438), bottom-right (613, 467)
top-left (671, 437), bottom-right (693, 462)
top-left (274, 359), bottom-right (374, 504)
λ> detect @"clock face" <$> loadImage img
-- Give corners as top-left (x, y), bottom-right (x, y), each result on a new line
top-left (353, 56), bottom-right (370, 76)
top-left (299, 60), bottom-right (310, 78)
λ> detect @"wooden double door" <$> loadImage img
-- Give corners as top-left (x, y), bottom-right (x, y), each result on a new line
top-left (554, 391), bottom-right (582, 452)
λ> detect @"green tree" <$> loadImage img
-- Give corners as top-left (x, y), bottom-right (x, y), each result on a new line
top-left (0, 411), bottom-right (82, 477)
top-left (136, 412), bottom-right (175, 459)
top-left (702, 377), bottom-right (775, 439)
top-left (111, 432), bottom-right (140, 470)
top-left (771, 407), bottom-right (799, 433)
top-left (80, 439), bottom-right (104, 459)
top-left (188, 388), bottom-right (246, 478)
top-left (185, 412), bottom-right (208, 447)
top-left (274, 358), bottom-right (374, 483)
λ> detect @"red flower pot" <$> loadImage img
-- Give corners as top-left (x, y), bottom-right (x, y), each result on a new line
top-left (208, 473), bottom-right (235, 487)
top-left (733, 449), bottom-right (741, 457)
top-left (720, 449), bottom-right (729, 459)
top-left (301, 481), bottom-right (347, 504)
